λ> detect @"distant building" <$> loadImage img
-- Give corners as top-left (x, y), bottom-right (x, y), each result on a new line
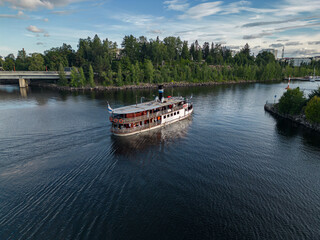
top-left (290, 58), bottom-right (312, 67)
top-left (259, 49), bottom-right (278, 58)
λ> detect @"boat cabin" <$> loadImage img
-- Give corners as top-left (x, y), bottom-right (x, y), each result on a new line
top-left (109, 85), bottom-right (193, 136)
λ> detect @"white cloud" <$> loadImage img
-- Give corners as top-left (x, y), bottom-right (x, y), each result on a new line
top-left (148, 29), bottom-right (163, 34)
top-left (26, 25), bottom-right (44, 33)
top-left (0, 10), bottom-right (25, 18)
top-left (250, 15), bottom-right (261, 20)
top-left (288, 48), bottom-right (320, 57)
top-left (164, 0), bottom-right (189, 11)
top-left (276, 0), bottom-right (320, 16)
top-left (0, 0), bottom-right (84, 10)
top-left (51, 10), bottom-right (75, 15)
top-left (269, 43), bottom-right (284, 48)
top-left (179, 2), bottom-right (223, 19)
top-left (243, 32), bottom-right (273, 39)
top-left (285, 41), bottom-right (302, 46)
top-left (0, 46), bottom-right (15, 55)
top-left (1, 0), bottom-right (320, 58)
top-left (221, 0), bottom-right (251, 15)
top-left (111, 12), bottom-right (165, 31)
top-left (308, 41), bottom-right (320, 45)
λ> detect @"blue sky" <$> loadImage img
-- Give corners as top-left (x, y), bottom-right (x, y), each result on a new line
top-left (1, 0), bottom-right (320, 58)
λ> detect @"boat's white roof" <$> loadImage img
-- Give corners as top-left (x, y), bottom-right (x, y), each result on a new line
top-left (113, 97), bottom-right (184, 114)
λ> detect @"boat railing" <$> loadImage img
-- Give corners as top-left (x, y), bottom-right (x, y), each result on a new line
top-left (114, 106), bottom-right (184, 124)
top-left (112, 121), bottom-right (162, 134)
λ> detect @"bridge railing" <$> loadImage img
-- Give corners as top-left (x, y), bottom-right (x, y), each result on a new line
top-left (0, 71), bottom-right (71, 80)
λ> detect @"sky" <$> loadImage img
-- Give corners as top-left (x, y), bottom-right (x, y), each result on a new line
top-left (1, 0), bottom-right (320, 58)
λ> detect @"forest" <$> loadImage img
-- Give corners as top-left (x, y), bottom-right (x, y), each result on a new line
top-left (1, 34), bottom-right (320, 87)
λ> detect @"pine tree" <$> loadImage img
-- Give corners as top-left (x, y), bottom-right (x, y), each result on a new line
top-left (116, 65), bottom-right (123, 86)
top-left (144, 60), bottom-right (154, 83)
top-left (181, 41), bottom-right (190, 60)
top-left (58, 63), bottom-right (68, 86)
top-left (79, 67), bottom-right (86, 86)
top-left (88, 64), bottom-right (95, 87)
top-left (70, 67), bottom-right (79, 87)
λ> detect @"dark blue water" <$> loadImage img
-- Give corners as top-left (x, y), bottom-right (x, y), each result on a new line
top-left (0, 82), bottom-right (320, 240)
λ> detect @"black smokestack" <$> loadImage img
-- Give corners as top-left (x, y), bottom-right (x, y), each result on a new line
top-left (158, 85), bottom-right (164, 102)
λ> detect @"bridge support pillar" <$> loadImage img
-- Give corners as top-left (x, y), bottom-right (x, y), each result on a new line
top-left (19, 78), bottom-right (28, 88)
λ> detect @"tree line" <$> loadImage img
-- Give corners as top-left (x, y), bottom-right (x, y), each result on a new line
top-left (1, 34), bottom-right (320, 87)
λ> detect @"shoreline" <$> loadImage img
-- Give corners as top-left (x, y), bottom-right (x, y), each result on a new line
top-left (264, 103), bottom-right (320, 133)
top-left (30, 79), bottom-right (280, 91)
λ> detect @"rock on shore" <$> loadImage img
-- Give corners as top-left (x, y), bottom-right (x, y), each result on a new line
top-left (264, 103), bottom-right (320, 133)
top-left (30, 80), bottom-right (276, 92)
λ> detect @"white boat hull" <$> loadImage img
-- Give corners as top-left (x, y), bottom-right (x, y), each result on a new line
top-left (112, 108), bottom-right (193, 136)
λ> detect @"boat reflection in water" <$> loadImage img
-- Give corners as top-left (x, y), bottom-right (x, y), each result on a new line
top-left (110, 117), bottom-right (192, 156)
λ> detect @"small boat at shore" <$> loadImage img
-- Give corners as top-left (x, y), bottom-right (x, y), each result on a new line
top-left (108, 85), bottom-right (193, 136)
top-left (309, 68), bottom-right (320, 82)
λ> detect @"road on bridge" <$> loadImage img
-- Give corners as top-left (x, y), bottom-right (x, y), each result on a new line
top-left (0, 71), bottom-right (71, 87)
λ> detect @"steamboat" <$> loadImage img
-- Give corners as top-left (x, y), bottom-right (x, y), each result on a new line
top-left (108, 86), bottom-right (193, 136)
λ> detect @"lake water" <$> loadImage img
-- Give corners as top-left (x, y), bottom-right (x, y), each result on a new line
top-left (0, 82), bottom-right (320, 240)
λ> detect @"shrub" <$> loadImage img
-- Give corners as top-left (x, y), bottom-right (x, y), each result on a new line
top-left (278, 87), bottom-right (306, 115)
top-left (305, 96), bottom-right (320, 123)
top-left (308, 86), bottom-right (320, 101)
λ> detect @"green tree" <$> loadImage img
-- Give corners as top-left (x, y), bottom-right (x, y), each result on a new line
top-left (88, 64), bottom-right (95, 87)
top-left (305, 96), bottom-right (320, 123)
top-left (3, 54), bottom-right (15, 70)
top-left (79, 67), bottom-right (86, 86)
top-left (278, 87), bottom-right (306, 115)
top-left (44, 46), bottom-right (69, 70)
top-left (163, 36), bottom-right (182, 61)
top-left (202, 42), bottom-right (210, 60)
top-left (101, 70), bottom-right (113, 86)
top-left (58, 63), bottom-right (68, 86)
top-left (28, 53), bottom-right (45, 71)
top-left (6, 33), bottom-right (310, 87)
top-left (70, 67), bottom-right (79, 87)
top-left (0, 57), bottom-right (4, 68)
top-left (116, 65), bottom-right (123, 86)
top-left (150, 37), bottom-right (166, 66)
top-left (121, 35), bottom-right (139, 62)
top-left (144, 60), bottom-right (154, 83)
top-left (308, 86), bottom-right (320, 100)
top-left (16, 49), bottom-right (29, 70)
top-left (181, 41), bottom-right (190, 60)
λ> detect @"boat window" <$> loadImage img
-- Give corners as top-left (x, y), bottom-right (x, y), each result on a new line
top-left (167, 114), bottom-right (169, 118)
top-left (164, 116), bottom-right (166, 119)
top-left (174, 112), bottom-right (176, 115)
top-left (171, 113), bottom-right (173, 116)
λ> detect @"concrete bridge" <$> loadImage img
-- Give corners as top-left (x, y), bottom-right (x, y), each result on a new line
top-left (0, 71), bottom-right (71, 88)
